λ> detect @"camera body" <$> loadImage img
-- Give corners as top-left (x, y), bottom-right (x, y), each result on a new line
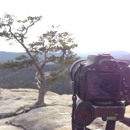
top-left (70, 54), bottom-right (130, 102)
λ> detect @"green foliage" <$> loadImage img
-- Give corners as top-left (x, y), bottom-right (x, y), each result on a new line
top-left (15, 55), bottom-right (28, 60)
top-left (0, 14), bottom-right (79, 70)
top-left (0, 59), bottom-right (33, 71)
top-left (0, 60), bottom-right (21, 71)
top-left (28, 25), bottom-right (79, 66)
top-left (0, 64), bottom-right (72, 94)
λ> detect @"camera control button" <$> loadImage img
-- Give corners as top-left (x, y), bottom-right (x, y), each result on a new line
top-left (122, 76), bottom-right (126, 80)
top-left (92, 68), bottom-right (96, 71)
top-left (119, 67), bottom-right (122, 70)
top-left (124, 84), bottom-right (128, 87)
top-left (123, 82), bottom-right (126, 85)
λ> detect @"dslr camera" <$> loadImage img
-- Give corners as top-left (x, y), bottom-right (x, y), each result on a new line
top-left (70, 54), bottom-right (130, 130)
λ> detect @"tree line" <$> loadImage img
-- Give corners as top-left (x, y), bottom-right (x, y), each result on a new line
top-left (0, 64), bottom-right (73, 94)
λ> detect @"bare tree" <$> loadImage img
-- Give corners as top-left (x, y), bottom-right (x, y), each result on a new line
top-left (0, 14), bottom-right (79, 109)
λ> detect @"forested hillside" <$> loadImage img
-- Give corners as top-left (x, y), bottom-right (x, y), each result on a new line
top-left (1, 50), bottom-right (130, 95)
top-left (0, 64), bottom-right (72, 94)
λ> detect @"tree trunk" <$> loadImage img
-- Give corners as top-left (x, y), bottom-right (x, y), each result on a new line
top-left (37, 85), bottom-right (46, 106)
top-left (33, 82), bottom-right (46, 107)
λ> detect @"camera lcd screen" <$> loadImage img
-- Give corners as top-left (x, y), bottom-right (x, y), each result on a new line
top-left (86, 72), bottom-right (121, 100)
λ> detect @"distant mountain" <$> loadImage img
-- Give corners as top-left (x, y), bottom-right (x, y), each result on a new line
top-left (105, 50), bottom-right (130, 60)
top-left (0, 51), bottom-right (60, 62)
top-left (0, 50), bottom-right (130, 62)
top-left (77, 50), bottom-right (130, 60)
top-left (0, 51), bottom-right (26, 62)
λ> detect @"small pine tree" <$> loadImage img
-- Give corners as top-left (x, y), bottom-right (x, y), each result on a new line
top-left (0, 14), bottom-right (79, 108)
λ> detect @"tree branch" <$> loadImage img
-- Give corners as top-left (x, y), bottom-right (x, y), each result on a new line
top-left (8, 24), bottom-right (23, 44)
top-left (9, 27), bottom-right (43, 77)
top-left (23, 18), bottom-right (41, 36)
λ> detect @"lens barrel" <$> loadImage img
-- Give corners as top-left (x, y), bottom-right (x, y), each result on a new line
top-left (70, 59), bottom-right (86, 81)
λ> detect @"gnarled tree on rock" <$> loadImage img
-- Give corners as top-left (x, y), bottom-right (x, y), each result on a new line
top-left (0, 14), bottom-right (79, 109)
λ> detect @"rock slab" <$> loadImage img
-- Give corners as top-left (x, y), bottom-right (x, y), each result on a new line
top-left (0, 89), bottom-right (130, 130)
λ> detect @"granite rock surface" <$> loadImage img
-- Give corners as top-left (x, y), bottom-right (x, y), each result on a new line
top-left (0, 89), bottom-right (130, 130)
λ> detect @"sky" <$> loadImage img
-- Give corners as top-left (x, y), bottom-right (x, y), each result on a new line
top-left (0, 0), bottom-right (130, 53)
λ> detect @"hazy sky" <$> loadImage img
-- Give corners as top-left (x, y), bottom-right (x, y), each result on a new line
top-left (0, 0), bottom-right (130, 53)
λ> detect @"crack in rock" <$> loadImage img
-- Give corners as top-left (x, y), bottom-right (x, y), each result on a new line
top-left (6, 121), bottom-right (27, 130)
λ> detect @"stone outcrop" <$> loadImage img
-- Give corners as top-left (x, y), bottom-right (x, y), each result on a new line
top-left (0, 89), bottom-right (130, 130)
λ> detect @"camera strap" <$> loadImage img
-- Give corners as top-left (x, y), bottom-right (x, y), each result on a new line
top-left (72, 81), bottom-right (77, 130)
top-left (71, 81), bottom-right (88, 130)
